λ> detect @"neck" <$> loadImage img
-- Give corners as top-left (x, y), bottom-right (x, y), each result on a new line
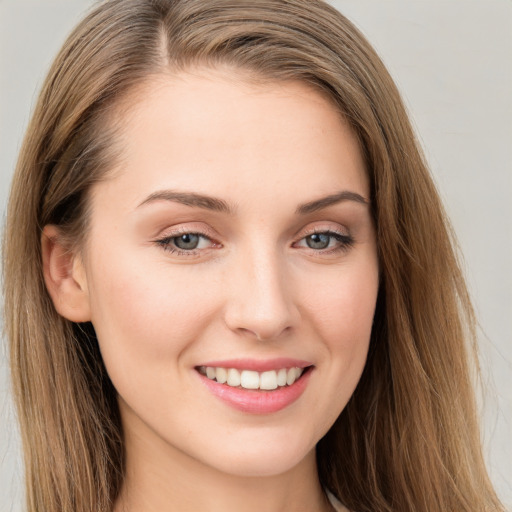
top-left (114, 407), bottom-right (334, 512)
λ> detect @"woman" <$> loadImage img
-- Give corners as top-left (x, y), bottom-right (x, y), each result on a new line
top-left (2, 0), bottom-right (505, 511)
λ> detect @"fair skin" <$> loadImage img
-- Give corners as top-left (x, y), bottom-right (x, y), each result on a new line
top-left (42, 68), bottom-right (379, 512)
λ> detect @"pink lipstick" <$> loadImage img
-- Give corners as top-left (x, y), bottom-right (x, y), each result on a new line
top-left (195, 359), bottom-right (313, 414)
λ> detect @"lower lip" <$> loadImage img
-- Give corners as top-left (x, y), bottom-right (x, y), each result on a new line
top-left (197, 368), bottom-right (313, 414)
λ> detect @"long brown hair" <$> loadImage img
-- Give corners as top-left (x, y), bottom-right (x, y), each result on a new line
top-left (3, 1), bottom-right (504, 511)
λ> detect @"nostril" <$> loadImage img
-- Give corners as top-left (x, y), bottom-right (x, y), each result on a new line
top-left (223, 261), bottom-right (300, 340)
top-left (235, 325), bottom-right (293, 342)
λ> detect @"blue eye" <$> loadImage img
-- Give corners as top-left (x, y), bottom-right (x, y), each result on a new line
top-left (297, 231), bottom-right (353, 252)
top-left (174, 233), bottom-right (201, 250)
top-left (156, 232), bottom-right (213, 254)
top-left (305, 233), bottom-right (330, 249)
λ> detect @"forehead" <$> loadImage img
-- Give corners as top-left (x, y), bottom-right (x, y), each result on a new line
top-left (94, 67), bottom-right (368, 212)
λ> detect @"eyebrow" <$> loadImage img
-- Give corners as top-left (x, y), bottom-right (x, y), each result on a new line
top-left (295, 190), bottom-right (369, 215)
top-left (137, 189), bottom-right (368, 215)
top-left (137, 190), bottom-right (233, 213)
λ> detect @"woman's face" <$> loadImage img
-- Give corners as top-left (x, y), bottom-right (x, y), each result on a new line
top-left (78, 68), bottom-right (379, 477)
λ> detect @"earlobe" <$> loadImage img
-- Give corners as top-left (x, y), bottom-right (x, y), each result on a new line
top-left (41, 225), bottom-right (92, 323)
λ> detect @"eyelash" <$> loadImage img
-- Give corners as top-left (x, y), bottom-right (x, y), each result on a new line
top-left (154, 228), bottom-right (354, 256)
top-left (154, 228), bottom-right (215, 257)
top-left (295, 228), bottom-right (354, 254)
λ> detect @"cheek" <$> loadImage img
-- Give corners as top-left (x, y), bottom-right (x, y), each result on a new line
top-left (302, 261), bottom-right (379, 353)
top-left (293, 259), bottom-right (378, 437)
top-left (86, 252), bottom-right (219, 372)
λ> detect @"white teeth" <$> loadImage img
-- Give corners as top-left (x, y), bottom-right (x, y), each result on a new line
top-left (216, 367), bottom-right (227, 384)
top-left (277, 368), bottom-right (287, 387)
top-left (286, 368), bottom-right (297, 386)
top-left (202, 366), bottom-right (306, 390)
top-left (227, 368), bottom-right (241, 387)
top-left (240, 370), bottom-right (260, 389)
top-left (260, 370), bottom-right (278, 390)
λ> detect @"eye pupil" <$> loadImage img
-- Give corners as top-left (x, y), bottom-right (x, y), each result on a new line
top-left (174, 233), bottom-right (200, 250)
top-left (307, 233), bottom-right (330, 249)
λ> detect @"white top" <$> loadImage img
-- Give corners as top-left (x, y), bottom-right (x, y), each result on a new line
top-left (326, 490), bottom-right (349, 512)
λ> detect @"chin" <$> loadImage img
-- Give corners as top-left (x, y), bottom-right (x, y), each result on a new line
top-left (198, 430), bottom-right (317, 478)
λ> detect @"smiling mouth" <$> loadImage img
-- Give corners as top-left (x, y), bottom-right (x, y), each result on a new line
top-left (196, 365), bottom-right (312, 391)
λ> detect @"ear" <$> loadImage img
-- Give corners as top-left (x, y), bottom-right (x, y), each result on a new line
top-left (41, 225), bottom-right (91, 322)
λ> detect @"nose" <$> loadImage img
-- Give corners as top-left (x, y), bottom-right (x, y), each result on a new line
top-left (223, 247), bottom-right (299, 341)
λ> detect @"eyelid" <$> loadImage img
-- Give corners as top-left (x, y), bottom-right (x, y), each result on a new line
top-left (292, 224), bottom-right (354, 253)
top-left (298, 224), bottom-right (349, 238)
top-left (155, 223), bottom-right (218, 240)
top-left (153, 224), bottom-right (222, 257)
top-left (152, 222), bottom-right (354, 257)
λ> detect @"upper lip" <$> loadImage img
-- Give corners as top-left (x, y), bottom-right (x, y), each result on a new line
top-left (197, 358), bottom-right (313, 372)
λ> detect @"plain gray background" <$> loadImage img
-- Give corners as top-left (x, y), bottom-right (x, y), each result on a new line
top-left (1, 1), bottom-right (511, 510)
